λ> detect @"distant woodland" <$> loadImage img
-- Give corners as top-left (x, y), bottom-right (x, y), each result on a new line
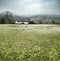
top-left (0, 11), bottom-right (60, 24)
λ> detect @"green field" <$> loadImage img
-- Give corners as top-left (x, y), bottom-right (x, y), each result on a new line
top-left (0, 24), bottom-right (60, 61)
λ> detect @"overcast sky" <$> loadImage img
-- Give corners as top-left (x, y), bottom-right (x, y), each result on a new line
top-left (0, 0), bottom-right (60, 15)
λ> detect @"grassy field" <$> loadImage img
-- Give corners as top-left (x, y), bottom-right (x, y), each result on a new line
top-left (0, 24), bottom-right (60, 61)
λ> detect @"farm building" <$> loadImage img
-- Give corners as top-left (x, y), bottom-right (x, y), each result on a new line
top-left (15, 21), bottom-right (23, 24)
top-left (15, 21), bottom-right (28, 24)
top-left (24, 22), bottom-right (28, 24)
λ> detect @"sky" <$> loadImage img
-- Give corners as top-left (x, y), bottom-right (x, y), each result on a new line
top-left (0, 0), bottom-right (60, 15)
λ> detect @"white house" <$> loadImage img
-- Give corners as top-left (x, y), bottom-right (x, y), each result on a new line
top-left (24, 22), bottom-right (28, 24)
top-left (15, 21), bottom-right (23, 24)
top-left (15, 21), bottom-right (28, 24)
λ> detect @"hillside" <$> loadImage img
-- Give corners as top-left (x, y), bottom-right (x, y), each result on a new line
top-left (0, 11), bottom-right (60, 24)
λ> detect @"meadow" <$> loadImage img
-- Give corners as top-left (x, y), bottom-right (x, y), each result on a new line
top-left (0, 24), bottom-right (60, 61)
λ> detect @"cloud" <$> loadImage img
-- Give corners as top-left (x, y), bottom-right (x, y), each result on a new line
top-left (0, 0), bottom-right (60, 15)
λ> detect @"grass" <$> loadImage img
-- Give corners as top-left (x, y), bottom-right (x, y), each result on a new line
top-left (0, 24), bottom-right (60, 61)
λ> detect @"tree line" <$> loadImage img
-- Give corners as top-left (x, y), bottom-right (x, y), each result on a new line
top-left (0, 11), bottom-right (15, 24)
top-left (0, 11), bottom-right (60, 24)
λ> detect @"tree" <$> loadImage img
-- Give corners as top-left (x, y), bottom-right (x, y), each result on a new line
top-left (27, 18), bottom-right (31, 23)
top-left (51, 19), bottom-right (55, 24)
top-left (0, 17), bottom-right (5, 24)
top-left (4, 11), bottom-right (15, 24)
top-left (28, 21), bottom-right (34, 24)
top-left (0, 11), bottom-right (15, 24)
top-left (38, 20), bottom-right (42, 24)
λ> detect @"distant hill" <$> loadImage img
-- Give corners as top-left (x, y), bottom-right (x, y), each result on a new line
top-left (0, 11), bottom-right (60, 24)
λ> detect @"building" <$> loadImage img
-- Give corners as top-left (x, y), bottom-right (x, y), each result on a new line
top-left (15, 21), bottom-right (28, 24)
top-left (24, 22), bottom-right (28, 24)
top-left (15, 21), bottom-right (23, 24)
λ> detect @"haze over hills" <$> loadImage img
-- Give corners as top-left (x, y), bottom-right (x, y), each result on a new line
top-left (0, 11), bottom-right (60, 24)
